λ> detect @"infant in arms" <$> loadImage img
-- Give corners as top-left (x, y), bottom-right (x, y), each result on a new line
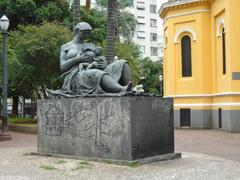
top-left (78, 46), bottom-right (107, 71)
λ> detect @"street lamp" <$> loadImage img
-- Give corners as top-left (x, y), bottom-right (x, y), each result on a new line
top-left (159, 74), bottom-right (163, 97)
top-left (0, 15), bottom-right (11, 141)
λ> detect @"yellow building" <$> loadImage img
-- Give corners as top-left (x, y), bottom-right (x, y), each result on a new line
top-left (159, 0), bottom-right (240, 132)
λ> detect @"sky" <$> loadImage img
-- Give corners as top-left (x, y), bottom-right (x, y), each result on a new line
top-left (158, 0), bottom-right (168, 35)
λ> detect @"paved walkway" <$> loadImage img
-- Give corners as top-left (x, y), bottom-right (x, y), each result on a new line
top-left (175, 129), bottom-right (240, 162)
top-left (1, 148), bottom-right (240, 180)
top-left (0, 131), bottom-right (37, 148)
top-left (1, 130), bottom-right (240, 162)
top-left (0, 130), bottom-right (240, 180)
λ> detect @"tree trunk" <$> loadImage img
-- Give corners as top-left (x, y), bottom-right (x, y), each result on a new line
top-left (73, 0), bottom-right (81, 28)
top-left (86, 0), bottom-right (91, 10)
top-left (12, 95), bottom-right (19, 117)
top-left (106, 0), bottom-right (118, 63)
top-left (23, 97), bottom-right (25, 118)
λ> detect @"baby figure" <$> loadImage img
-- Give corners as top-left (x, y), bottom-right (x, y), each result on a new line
top-left (78, 46), bottom-right (107, 71)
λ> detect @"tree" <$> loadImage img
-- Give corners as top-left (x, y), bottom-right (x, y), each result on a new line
top-left (0, 0), bottom-right (71, 30)
top-left (0, 36), bottom-right (35, 116)
top-left (86, 0), bottom-right (91, 10)
top-left (10, 22), bottom-right (72, 98)
top-left (106, 0), bottom-right (118, 63)
top-left (72, 0), bottom-right (80, 27)
top-left (8, 59), bottom-right (35, 116)
top-left (97, 0), bottom-right (136, 62)
top-left (96, 0), bottom-right (108, 7)
top-left (138, 58), bottom-right (163, 94)
top-left (114, 41), bottom-right (141, 84)
top-left (79, 7), bottom-right (107, 44)
top-left (116, 10), bottom-right (136, 41)
top-left (96, 0), bottom-right (137, 41)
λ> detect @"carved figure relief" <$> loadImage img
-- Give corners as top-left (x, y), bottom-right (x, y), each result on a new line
top-left (43, 100), bottom-right (114, 153)
top-left (45, 103), bottom-right (64, 136)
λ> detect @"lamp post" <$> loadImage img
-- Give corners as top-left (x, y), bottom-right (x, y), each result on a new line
top-left (0, 15), bottom-right (11, 141)
top-left (159, 74), bottom-right (163, 97)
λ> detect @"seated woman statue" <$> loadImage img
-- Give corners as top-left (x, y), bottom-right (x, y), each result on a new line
top-left (47, 22), bottom-right (132, 98)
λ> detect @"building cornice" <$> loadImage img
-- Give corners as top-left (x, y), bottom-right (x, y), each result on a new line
top-left (159, 0), bottom-right (209, 18)
top-left (164, 92), bottom-right (240, 98)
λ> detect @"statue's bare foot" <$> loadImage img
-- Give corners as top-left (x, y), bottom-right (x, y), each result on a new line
top-left (123, 81), bottom-right (132, 92)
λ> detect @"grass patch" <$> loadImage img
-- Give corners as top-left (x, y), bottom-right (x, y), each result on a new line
top-left (127, 161), bottom-right (139, 168)
top-left (9, 118), bottom-right (36, 124)
top-left (55, 160), bottom-right (67, 164)
top-left (40, 165), bottom-right (57, 170)
top-left (103, 159), bottom-right (113, 164)
top-left (72, 160), bottom-right (93, 170)
top-left (79, 160), bottom-right (89, 165)
top-left (13, 123), bottom-right (37, 127)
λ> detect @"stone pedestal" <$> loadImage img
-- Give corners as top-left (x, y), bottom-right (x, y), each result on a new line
top-left (38, 96), bottom-right (174, 161)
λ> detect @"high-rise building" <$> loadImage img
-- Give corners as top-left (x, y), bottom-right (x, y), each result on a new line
top-left (127, 0), bottom-right (163, 62)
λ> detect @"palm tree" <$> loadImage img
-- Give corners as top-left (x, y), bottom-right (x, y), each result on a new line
top-left (106, 0), bottom-right (118, 63)
top-left (72, 0), bottom-right (81, 28)
top-left (86, 0), bottom-right (91, 10)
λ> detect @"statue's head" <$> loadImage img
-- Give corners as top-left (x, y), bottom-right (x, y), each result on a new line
top-left (74, 22), bottom-right (92, 40)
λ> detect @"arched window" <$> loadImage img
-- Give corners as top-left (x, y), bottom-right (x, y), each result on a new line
top-left (222, 28), bottom-right (226, 74)
top-left (181, 35), bottom-right (192, 77)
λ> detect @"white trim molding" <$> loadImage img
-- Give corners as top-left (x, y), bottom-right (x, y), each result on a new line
top-left (159, 0), bottom-right (207, 17)
top-left (174, 103), bottom-right (240, 107)
top-left (164, 92), bottom-right (240, 98)
top-left (174, 27), bottom-right (197, 44)
top-left (163, 9), bottom-right (210, 24)
top-left (217, 18), bottom-right (226, 37)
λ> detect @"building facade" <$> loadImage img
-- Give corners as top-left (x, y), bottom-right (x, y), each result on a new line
top-left (159, 0), bottom-right (240, 132)
top-left (127, 0), bottom-right (163, 62)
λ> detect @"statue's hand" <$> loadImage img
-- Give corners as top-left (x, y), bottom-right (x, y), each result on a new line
top-left (76, 53), bottom-right (91, 62)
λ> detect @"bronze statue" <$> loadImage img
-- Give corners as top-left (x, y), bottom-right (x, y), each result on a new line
top-left (47, 22), bottom-right (132, 98)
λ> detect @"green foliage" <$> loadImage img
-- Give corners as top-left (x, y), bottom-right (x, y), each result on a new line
top-left (127, 161), bottom-right (139, 168)
top-left (8, 117), bottom-right (35, 124)
top-left (55, 160), bottom-right (67, 164)
top-left (40, 165), bottom-right (57, 170)
top-left (10, 22), bottom-right (72, 92)
top-left (72, 160), bottom-right (93, 170)
top-left (0, 36), bottom-right (33, 98)
top-left (138, 58), bottom-right (163, 94)
top-left (80, 7), bottom-right (107, 44)
top-left (96, 0), bottom-right (108, 7)
top-left (114, 41), bottom-right (141, 84)
top-left (117, 11), bottom-right (136, 41)
top-left (0, 0), bottom-right (71, 30)
top-left (0, 0), bottom-right (36, 30)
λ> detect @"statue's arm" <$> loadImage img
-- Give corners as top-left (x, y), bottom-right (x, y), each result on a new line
top-left (60, 45), bottom-right (90, 73)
